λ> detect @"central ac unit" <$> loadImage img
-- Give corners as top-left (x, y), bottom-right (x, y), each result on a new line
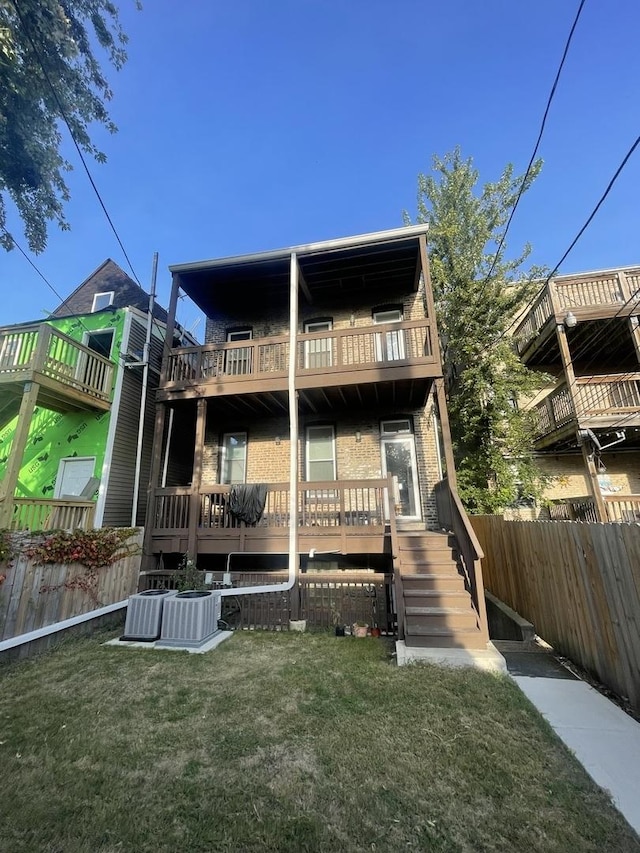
top-left (122, 589), bottom-right (175, 641)
top-left (156, 591), bottom-right (222, 648)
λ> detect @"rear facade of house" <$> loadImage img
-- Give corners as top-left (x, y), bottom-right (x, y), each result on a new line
top-left (143, 227), bottom-right (489, 648)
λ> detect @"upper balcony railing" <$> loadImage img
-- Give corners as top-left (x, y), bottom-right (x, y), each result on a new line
top-left (515, 268), bottom-right (640, 355)
top-left (533, 374), bottom-right (640, 438)
top-left (0, 323), bottom-right (114, 404)
top-left (163, 319), bottom-right (436, 391)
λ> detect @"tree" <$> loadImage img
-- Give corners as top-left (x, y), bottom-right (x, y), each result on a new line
top-left (0, 0), bottom-right (131, 253)
top-left (404, 148), bottom-right (548, 513)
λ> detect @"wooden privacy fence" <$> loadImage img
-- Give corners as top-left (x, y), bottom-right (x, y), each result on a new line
top-left (0, 530), bottom-right (142, 640)
top-left (142, 570), bottom-right (394, 633)
top-left (471, 516), bottom-right (640, 711)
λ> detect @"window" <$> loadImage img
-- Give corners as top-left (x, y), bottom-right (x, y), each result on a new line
top-left (83, 329), bottom-right (114, 359)
top-left (91, 291), bottom-right (114, 312)
top-left (381, 418), bottom-right (412, 435)
top-left (373, 307), bottom-right (405, 361)
top-left (306, 425), bottom-right (336, 482)
top-left (304, 319), bottom-right (333, 369)
top-left (220, 432), bottom-right (248, 484)
top-left (225, 328), bottom-right (253, 375)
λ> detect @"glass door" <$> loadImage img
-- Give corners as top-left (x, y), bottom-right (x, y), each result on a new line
top-left (373, 309), bottom-right (405, 361)
top-left (225, 329), bottom-right (253, 375)
top-left (380, 419), bottom-right (421, 520)
top-left (304, 320), bottom-right (333, 368)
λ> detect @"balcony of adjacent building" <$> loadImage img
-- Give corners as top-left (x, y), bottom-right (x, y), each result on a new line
top-left (514, 266), bottom-right (640, 368)
top-left (531, 375), bottom-right (640, 450)
top-left (0, 322), bottom-right (114, 429)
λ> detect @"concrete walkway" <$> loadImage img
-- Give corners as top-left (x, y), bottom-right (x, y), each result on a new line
top-left (503, 648), bottom-right (640, 835)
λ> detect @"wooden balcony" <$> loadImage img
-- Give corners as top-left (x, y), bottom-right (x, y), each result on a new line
top-left (550, 495), bottom-right (640, 523)
top-left (148, 479), bottom-right (393, 556)
top-left (515, 268), bottom-right (640, 363)
top-left (158, 319), bottom-right (438, 407)
top-left (0, 496), bottom-right (96, 531)
top-left (0, 323), bottom-right (114, 421)
top-left (532, 374), bottom-right (640, 448)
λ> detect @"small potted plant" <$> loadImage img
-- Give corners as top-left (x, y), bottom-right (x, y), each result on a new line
top-left (353, 620), bottom-right (369, 638)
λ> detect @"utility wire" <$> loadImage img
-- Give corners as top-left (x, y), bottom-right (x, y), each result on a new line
top-left (481, 0), bottom-right (587, 289)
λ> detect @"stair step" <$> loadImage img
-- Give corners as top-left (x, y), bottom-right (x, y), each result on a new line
top-left (404, 590), bottom-right (470, 605)
top-left (400, 574), bottom-right (466, 592)
top-left (404, 627), bottom-right (488, 650)
top-left (400, 561), bottom-right (459, 574)
top-left (405, 609), bottom-right (478, 630)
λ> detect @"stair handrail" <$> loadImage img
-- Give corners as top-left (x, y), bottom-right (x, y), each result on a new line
top-left (434, 477), bottom-right (489, 642)
top-left (386, 475), bottom-right (404, 640)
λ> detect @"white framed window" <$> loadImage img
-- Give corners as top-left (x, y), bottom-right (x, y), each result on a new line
top-left (306, 425), bottom-right (336, 482)
top-left (82, 329), bottom-right (114, 359)
top-left (304, 319), bottom-right (333, 369)
top-left (220, 432), bottom-right (248, 484)
top-left (91, 291), bottom-right (114, 312)
top-left (381, 418), bottom-right (412, 435)
top-left (225, 328), bottom-right (253, 375)
top-left (374, 308), bottom-right (406, 361)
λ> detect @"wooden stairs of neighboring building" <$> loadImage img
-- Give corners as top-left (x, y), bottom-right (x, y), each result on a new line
top-left (397, 531), bottom-right (487, 649)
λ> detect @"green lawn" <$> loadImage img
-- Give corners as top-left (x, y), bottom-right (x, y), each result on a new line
top-left (0, 631), bottom-right (638, 853)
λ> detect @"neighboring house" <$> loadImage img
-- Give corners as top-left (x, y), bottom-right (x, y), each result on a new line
top-left (143, 225), bottom-right (490, 649)
top-left (515, 264), bottom-right (640, 521)
top-left (0, 260), bottom-right (172, 531)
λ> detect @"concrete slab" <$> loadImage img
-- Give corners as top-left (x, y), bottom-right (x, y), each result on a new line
top-left (104, 631), bottom-right (234, 655)
top-left (395, 641), bottom-right (507, 673)
top-left (514, 675), bottom-right (640, 834)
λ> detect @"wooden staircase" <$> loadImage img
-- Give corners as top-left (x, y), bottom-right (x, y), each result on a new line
top-left (397, 531), bottom-right (488, 649)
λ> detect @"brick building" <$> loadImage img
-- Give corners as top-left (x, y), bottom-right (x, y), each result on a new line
top-left (142, 226), bottom-right (489, 649)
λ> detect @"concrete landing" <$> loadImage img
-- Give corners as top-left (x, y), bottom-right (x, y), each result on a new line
top-left (395, 640), bottom-right (507, 673)
top-left (105, 631), bottom-right (233, 654)
top-left (512, 670), bottom-right (640, 835)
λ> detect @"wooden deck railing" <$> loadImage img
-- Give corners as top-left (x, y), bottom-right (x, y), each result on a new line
top-left (549, 495), bottom-right (640, 523)
top-left (433, 478), bottom-right (489, 642)
top-left (514, 268), bottom-right (640, 354)
top-left (5, 498), bottom-right (96, 531)
top-left (533, 375), bottom-right (640, 437)
top-left (0, 323), bottom-right (113, 403)
top-left (164, 319), bottom-right (436, 388)
top-left (151, 480), bottom-right (389, 533)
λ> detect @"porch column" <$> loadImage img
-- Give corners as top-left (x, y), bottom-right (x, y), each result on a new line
top-left (141, 402), bottom-right (167, 570)
top-left (187, 398), bottom-right (207, 561)
top-left (289, 253), bottom-right (300, 618)
top-left (581, 440), bottom-right (608, 522)
top-left (161, 273), bottom-right (181, 381)
top-left (0, 381), bottom-right (40, 527)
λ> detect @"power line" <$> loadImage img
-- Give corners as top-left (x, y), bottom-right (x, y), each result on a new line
top-left (481, 0), bottom-right (587, 288)
top-left (11, 0), bottom-right (142, 287)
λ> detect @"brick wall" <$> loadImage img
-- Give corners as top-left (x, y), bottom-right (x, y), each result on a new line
top-left (204, 284), bottom-right (427, 344)
top-left (537, 452), bottom-right (640, 499)
top-left (201, 398), bottom-right (441, 528)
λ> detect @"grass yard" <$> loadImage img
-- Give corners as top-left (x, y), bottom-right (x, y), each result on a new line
top-left (1, 631), bottom-right (638, 853)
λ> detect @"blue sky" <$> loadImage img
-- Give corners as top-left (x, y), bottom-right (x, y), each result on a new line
top-left (2, 0), bottom-right (639, 332)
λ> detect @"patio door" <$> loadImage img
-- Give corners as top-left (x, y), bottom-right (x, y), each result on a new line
top-left (380, 419), bottom-right (421, 520)
top-left (225, 329), bottom-right (253, 375)
top-left (374, 309), bottom-right (405, 361)
top-left (304, 320), bottom-right (333, 369)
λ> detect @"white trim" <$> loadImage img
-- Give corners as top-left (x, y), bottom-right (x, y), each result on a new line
top-left (0, 600), bottom-right (128, 654)
top-left (91, 291), bottom-right (115, 312)
top-left (380, 432), bottom-right (422, 521)
top-left (303, 319), bottom-right (333, 369)
top-left (81, 327), bottom-right (115, 358)
top-left (226, 328), bottom-right (252, 341)
top-left (94, 309), bottom-right (132, 526)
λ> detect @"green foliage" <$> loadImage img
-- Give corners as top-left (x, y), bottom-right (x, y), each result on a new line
top-left (175, 555), bottom-right (206, 592)
top-left (0, 0), bottom-right (133, 252)
top-left (404, 148), bottom-right (548, 513)
top-left (26, 527), bottom-right (138, 569)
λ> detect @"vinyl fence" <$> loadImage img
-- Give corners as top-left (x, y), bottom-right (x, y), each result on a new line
top-left (0, 530), bottom-right (142, 641)
top-left (471, 515), bottom-right (640, 711)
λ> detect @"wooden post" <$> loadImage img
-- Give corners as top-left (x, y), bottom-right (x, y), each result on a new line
top-left (161, 273), bottom-right (181, 382)
top-left (434, 379), bottom-right (457, 490)
top-left (0, 381), bottom-right (40, 527)
top-left (187, 398), bottom-right (207, 561)
top-left (555, 323), bottom-right (580, 414)
top-left (289, 253), bottom-right (300, 619)
top-left (141, 403), bottom-right (167, 569)
top-left (581, 441), bottom-right (608, 522)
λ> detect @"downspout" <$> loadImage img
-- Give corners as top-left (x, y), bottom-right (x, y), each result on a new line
top-left (217, 251), bottom-right (300, 598)
top-left (131, 252), bottom-right (158, 527)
